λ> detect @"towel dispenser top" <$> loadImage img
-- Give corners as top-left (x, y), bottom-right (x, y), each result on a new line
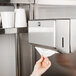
top-left (28, 19), bottom-right (76, 54)
top-left (28, 20), bottom-right (56, 48)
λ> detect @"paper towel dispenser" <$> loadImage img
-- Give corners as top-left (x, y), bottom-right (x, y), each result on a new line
top-left (28, 19), bottom-right (76, 53)
top-left (28, 20), bottom-right (56, 47)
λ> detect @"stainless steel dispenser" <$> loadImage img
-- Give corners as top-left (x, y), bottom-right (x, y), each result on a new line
top-left (28, 19), bottom-right (76, 53)
top-left (71, 19), bottom-right (76, 53)
top-left (56, 20), bottom-right (70, 53)
top-left (28, 20), bottom-right (56, 47)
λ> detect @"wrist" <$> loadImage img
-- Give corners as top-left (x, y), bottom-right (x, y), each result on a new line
top-left (30, 71), bottom-right (41, 76)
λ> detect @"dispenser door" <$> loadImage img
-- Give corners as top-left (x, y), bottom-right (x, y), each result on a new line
top-left (71, 19), bottom-right (76, 53)
top-left (28, 20), bottom-right (56, 47)
top-left (56, 20), bottom-right (70, 53)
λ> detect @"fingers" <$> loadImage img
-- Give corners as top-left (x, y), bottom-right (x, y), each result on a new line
top-left (37, 56), bottom-right (44, 63)
top-left (37, 56), bottom-right (51, 68)
top-left (42, 57), bottom-right (51, 68)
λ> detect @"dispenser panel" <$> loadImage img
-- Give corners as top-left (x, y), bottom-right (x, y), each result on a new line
top-left (56, 20), bottom-right (70, 53)
top-left (28, 20), bottom-right (56, 47)
top-left (71, 19), bottom-right (76, 52)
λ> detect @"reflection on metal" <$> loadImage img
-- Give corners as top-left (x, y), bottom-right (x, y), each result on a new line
top-left (15, 34), bottom-right (21, 76)
top-left (0, 27), bottom-right (28, 76)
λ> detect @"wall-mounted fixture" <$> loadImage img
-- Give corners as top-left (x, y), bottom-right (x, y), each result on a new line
top-left (28, 20), bottom-right (56, 48)
top-left (28, 19), bottom-right (76, 54)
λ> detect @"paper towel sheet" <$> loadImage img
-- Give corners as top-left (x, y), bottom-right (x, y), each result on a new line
top-left (35, 47), bottom-right (58, 57)
top-left (1, 12), bottom-right (14, 28)
top-left (15, 9), bottom-right (27, 27)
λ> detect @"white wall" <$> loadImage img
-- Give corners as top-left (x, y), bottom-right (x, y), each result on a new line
top-left (36, 0), bottom-right (76, 5)
top-left (0, 6), bottom-right (14, 11)
top-left (36, 5), bottom-right (76, 19)
top-left (11, 0), bottom-right (34, 3)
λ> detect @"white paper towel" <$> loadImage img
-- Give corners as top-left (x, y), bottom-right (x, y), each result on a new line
top-left (15, 9), bottom-right (27, 28)
top-left (35, 47), bottom-right (58, 57)
top-left (1, 12), bottom-right (14, 28)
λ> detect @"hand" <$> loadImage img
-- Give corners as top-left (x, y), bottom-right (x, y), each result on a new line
top-left (31, 56), bottom-right (51, 76)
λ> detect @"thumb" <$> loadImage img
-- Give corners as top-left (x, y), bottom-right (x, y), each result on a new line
top-left (37, 56), bottom-right (44, 63)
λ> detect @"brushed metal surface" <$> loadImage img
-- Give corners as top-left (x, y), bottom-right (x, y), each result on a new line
top-left (0, 35), bottom-right (16, 76)
top-left (71, 19), bottom-right (76, 52)
top-left (56, 20), bottom-right (70, 53)
top-left (28, 20), bottom-right (56, 47)
top-left (20, 33), bottom-right (33, 76)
